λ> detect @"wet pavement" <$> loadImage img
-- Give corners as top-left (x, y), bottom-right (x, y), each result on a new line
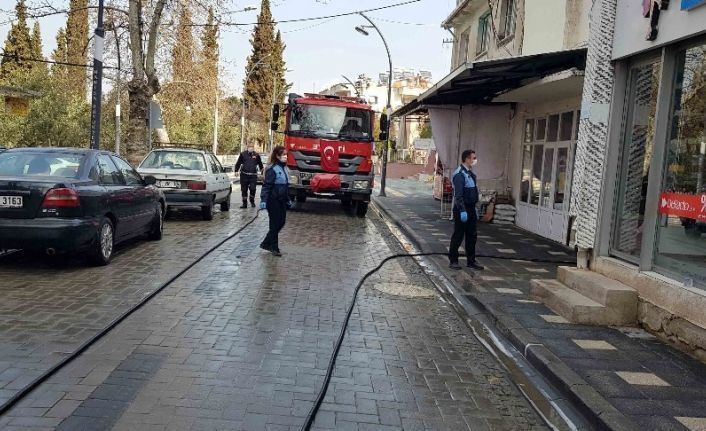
top-left (374, 178), bottom-right (706, 431)
top-left (0, 197), bottom-right (547, 430)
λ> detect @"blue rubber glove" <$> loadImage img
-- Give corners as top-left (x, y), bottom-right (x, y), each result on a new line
top-left (460, 211), bottom-right (469, 223)
top-left (259, 202), bottom-right (266, 210)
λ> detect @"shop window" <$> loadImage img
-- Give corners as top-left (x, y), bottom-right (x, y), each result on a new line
top-left (554, 147), bottom-right (569, 211)
top-left (612, 61), bottom-right (661, 258)
top-left (535, 118), bottom-right (547, 141)
top-left (530, 144), bottom-right (544, 205)
top-left (547, 114), bottom-right (560, 142)
top-left (560, 111), bottom-right (575, 141)
top-left (654, 43), bottom-right (706, 286)
top-left (524, 119), bottom-right (534, 143)
top-left (541, 147), bottom-right (555, 207)
top-left (520, 144), bottom-right (532, 203)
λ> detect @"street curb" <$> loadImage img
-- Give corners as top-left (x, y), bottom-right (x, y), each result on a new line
top-left (372, 196), bottom-right (637, 431)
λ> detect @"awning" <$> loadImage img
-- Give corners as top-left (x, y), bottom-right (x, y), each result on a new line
top-left (392, 48), bottom-right (587, 117)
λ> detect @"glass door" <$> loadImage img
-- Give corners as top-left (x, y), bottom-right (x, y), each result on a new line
top-left (611, 59), bottom-right (662, 260)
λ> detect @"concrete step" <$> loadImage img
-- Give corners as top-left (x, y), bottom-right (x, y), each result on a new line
top-left (557, 266), bottom-right (638, 323)
top-left (530, 279), bottom-right (636, 326)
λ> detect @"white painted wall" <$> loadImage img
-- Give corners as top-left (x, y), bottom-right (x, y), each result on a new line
top-left (613, 1), bottom-right (706, 59)
top-left (522, 0), bottom-right (567, 55)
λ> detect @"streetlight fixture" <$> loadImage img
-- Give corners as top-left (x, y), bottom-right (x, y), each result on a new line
top-left (89, 0), bottom-right (106, 150)
top-left (241, 54), bottom-right (272, 151)
top-left (354, 13), bottom-right (392, 197)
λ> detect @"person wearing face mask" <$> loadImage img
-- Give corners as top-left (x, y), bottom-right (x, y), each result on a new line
top-left (448, 149), bottom-right (484, 271)
top-left (259, 146), bottom-right (293, 256)
top-left (234, 144), bottom-right (264, 208)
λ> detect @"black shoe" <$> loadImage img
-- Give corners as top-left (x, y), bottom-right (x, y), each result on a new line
top-left (240, 202), bottom-right (248, 209)
top-left (250, 201), bottom-right (256, 208)
top-left (449, 262), bottom-right (462, 270)
top-left (467, 262), bottom-right (484, 271)
top-left (270, 249), bottom-right (282, 257)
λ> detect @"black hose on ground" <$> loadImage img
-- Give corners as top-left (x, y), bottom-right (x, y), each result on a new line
top-left (0, 210), bottom-right (264, 417)
top-left (300, 251), bottom-right (575, 430)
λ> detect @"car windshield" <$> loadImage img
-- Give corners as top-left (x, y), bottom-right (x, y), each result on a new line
top-left (288, 104), bottom-right (372, 141)
top-left (139, 151), bottom-right (207, 171)
top-left (0, 152), bottom-right (84, 178)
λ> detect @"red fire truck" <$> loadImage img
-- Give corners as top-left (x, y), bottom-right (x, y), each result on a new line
top-left (272, 93), bottom-right (385, 217)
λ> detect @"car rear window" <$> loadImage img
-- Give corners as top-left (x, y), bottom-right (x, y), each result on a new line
top-left (0, 152), bottom-right (84, 178)
top-left (139, 151), bottom-right (207, 171)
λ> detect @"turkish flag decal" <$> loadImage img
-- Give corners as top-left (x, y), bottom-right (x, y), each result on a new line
top-left (320, 141), bottom-right (339, 173)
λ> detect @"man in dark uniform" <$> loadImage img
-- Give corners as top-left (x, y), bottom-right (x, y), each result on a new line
top-left (449, 149), bottom-right (484, 271)
top-left (234, 143), bottom-right (264, 208)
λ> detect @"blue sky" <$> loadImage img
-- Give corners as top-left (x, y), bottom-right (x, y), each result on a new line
top-left (0, 0), bottom-right (454, 96)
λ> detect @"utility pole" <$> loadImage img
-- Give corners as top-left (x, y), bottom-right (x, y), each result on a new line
top-left (89, 0), bottom-right (106, 150)
top-left (213, 90), bottom-right (219, 154)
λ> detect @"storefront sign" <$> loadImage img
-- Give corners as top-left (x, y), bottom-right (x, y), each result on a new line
top-left (681, 0), bottom-right (706, 10)
top-left (659, 192), bottom-right (706, 220)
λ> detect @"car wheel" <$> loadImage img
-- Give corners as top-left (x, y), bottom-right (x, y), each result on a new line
top-left (148, 203), bottom-right (164, 240)
top-left (202, 199), bottom-right (214, 221)
top-left (355, 201), bottom-right (369, 218)
top-left (90, 218), bottom-right (114, 266)
top-left (220, 191), bottom-right (232, 212)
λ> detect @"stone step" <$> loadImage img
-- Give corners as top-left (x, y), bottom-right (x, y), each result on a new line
top-left (530, 279), bottom-right (636, 326)
top-left (557, 266), bottom-right (638, 322)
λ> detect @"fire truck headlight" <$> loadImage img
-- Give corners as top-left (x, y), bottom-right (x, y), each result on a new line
top-left (289, 174), bottom-right (300, 184)
top-left (353, 181), bottom-right (369, 190)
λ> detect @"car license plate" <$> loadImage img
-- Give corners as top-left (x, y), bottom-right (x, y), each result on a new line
top-left (0, 196), bottom-right (23, 208)
top-left (158, 181), bottom-right (180, 188)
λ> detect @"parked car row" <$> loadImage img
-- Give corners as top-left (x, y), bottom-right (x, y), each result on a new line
top-left (0, 146), bottom-right (233, 266)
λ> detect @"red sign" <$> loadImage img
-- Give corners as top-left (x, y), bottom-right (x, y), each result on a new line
top-left (659, 192), bottom-right (706, 221)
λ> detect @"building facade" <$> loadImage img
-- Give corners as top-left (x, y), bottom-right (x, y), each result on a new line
top-left (570, 0), bottom-right (706, 357)
top-left (397, 0), bottom-right (590, 243)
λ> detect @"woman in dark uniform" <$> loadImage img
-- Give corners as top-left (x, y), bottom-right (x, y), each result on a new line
top-left (259, 146), bottom-right (292, 256)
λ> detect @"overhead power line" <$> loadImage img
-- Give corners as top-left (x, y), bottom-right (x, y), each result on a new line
top-left (187, 0), bottom-right (422, 27)
top-left (0, 52), bottom-right (125, 72)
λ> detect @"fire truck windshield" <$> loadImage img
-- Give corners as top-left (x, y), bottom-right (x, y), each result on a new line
top-left (288, 104), bottom-right (372, 142)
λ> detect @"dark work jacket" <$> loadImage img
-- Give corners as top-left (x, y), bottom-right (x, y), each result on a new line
top-left (260, 162), bottom-right (290, 203)
top-left (451, 165), bottom-right (479, 213)
top-left (235, 151), bottom-right (263, 175)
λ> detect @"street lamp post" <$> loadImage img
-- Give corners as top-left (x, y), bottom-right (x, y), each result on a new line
top-left (89, 0), bottom-right (106, 150)
top-left (241, 55), bottom-right (271, 152)
top-left (355, 13), bottom-right (392, 197)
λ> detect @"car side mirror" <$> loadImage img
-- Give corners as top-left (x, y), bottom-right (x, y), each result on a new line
top-left (271, 104), bottom-right (280, 131)
top-left (223, 166), bottom-right (234, 173)
top-left (379, 113), bottom-right (389, 141)
top-left (144, 175), bottom-right (157, 186)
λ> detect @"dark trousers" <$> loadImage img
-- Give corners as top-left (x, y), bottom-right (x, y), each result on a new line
top-left (261, 199), bottom-right (287, 251)
top-left (449, 208), bottom-right (477, 264)
top-left (240, 174), bottom-right (257, 203)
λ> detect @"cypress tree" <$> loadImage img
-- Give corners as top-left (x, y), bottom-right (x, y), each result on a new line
top-left (65, 0), bottom-right (89, 98)
top-left (172, 4), bottom-right (195, 83)
top-left (244, 0), bottom-right (283, 121)
top-left (0, 0), bottom-right (33, 83)
top-left (51, 27), bottom-right (69, 81)
top-left (30, 21), bottom-right (47, 75)
top-left (201, 7), bottom-right (218, 83)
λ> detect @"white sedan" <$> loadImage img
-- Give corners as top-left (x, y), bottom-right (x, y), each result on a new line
top-left (137, 148), bottom-right (232, 220)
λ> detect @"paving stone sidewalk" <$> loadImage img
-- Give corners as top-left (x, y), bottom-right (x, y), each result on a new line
top-left (1, 200), bottom-right (547, 430)
top-left (373, 178), bottom-right (706, 431)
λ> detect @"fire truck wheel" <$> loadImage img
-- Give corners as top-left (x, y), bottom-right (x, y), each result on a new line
top-left (355, 202), bottom-right (369, 218)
